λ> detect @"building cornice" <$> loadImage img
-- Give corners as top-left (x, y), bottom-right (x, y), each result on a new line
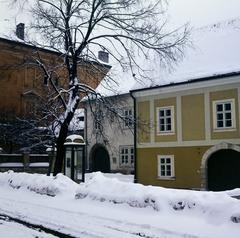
top-left (130, 72), bottom-right (240, 98)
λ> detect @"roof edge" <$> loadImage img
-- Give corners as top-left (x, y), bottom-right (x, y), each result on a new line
top-left (0, 37), bottom-right (111, 69)
top-left (130, 71), bottom-right (240, 94)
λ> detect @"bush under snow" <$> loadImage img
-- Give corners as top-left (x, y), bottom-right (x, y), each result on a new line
top-left (0, 170), bottom-right (78, 196)
top-left (0, 171), bottom-right (240, 223)
top-left (76, 172), bottom-right (240, 223)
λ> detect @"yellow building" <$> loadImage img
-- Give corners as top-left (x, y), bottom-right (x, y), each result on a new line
top-left (130, 73), bottom-right (240, 191)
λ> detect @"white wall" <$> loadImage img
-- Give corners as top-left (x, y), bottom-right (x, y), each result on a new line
top-left (84, 93), bottom-right (134, 173)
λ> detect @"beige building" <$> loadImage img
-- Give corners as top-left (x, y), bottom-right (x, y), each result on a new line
top-left (131, 73), bottom-right (240, 191)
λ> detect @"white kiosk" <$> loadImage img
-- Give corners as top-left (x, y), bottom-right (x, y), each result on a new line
top-left (64, 135), bottom-right (85, 182)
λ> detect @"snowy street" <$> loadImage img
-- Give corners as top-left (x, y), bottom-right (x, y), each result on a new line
top-left (0, 214), bottom-right (57, 238)
top-left (0, 186), bottom-right (200, 238)
top-left (0, 172), bottom-right (240, 238)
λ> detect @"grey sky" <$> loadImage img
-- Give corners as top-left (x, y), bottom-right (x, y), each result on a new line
top-left (0, 0), bottom-right (240, 31)
top-left (168, 0), bottom-right (240, 27)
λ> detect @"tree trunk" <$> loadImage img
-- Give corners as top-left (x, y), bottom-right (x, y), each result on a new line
top-left (53, 97), bottom-right (79, 175)
top-left (53, 122), bottom-right (69, 176)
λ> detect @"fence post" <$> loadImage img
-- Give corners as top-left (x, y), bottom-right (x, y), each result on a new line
top-left (23, 151), bottom-right (30, 172)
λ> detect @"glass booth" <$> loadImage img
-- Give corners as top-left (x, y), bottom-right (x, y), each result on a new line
top-left (64, 135), bottom-right (85, 182)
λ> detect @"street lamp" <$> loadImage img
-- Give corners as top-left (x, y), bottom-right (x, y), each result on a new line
top-left (64, 135), bottom-right (85, 182)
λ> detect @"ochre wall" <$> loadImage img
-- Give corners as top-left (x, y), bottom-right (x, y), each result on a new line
top-left (137, 101), bottom-right (150, 143)
top-left (182, 94), bottom-right (205, 141)
top-left (135, 84), bottom-right (240, 189)
top-left (137, 146), bottom-right (210, 189)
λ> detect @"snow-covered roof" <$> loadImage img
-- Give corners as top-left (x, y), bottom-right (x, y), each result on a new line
top-left (64, 134), bottom-right (85, 145)
top-left (97, 18), bottom-right (240, 96)
top-left (160, 19), bottom-right (240, 84)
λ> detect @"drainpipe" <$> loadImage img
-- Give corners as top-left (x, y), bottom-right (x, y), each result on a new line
top-left (83, 106), bottom-right (88, 172)
top-left (130, 91), bottom-right (137, 183)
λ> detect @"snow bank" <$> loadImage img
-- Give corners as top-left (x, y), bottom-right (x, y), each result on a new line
top-left (0, 171), bottom-right (240, 223)
top-left (85, 172), bottom-right (134, 183)
top-left (0, 171), bottom-right (78, 197)
top-left (76, 172), bottom-right (240, 223)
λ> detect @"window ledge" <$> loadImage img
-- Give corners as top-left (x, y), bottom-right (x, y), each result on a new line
top-left (120, 165), bottom-right (134, 168)
top-left (156, 132), bottom-right (175, 136)
top-left (157, 176), bottom-right (175, 181)
top-left (213, 128), bottom-right (236, 133)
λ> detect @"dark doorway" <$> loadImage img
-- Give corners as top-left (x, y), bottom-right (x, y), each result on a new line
top-left (91, 145), bottom-right (110, 173)
top-left (207, 149), bottom-right (240, 191)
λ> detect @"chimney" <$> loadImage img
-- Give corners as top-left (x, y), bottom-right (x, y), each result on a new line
top-left (16, 23), bottom-right (25, 40)
top-left (98, 50), bottom-right (109, 63)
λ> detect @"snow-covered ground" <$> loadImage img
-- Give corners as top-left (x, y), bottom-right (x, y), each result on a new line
top-left (0, 217), bottom-right (55, 238)
top-left (0, 171), bottom-right (240, 238)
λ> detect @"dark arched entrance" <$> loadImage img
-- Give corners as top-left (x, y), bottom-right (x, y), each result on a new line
top-left (207, 149), bottom-right (240, 191)
top-left (90, 144), bottom-right (110, 173)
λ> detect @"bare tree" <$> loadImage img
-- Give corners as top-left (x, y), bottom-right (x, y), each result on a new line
top-left (11, 0), bottom-right (189, 175)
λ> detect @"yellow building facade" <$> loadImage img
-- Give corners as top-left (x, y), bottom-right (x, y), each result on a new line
top-left (131, 74), bottom-right (240, 191)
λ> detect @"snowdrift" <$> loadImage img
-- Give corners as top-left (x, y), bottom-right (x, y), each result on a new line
top-left (0, 171), bottom-right (240, 223)
top-left (76, 172), bottom-right (240, 223)
top-left (0, 170), bottom-right (78, 196)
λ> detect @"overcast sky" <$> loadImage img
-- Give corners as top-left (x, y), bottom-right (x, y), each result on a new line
top-left (0, 0), bottom-right (240, 32)
top-left (168, 0), bottom-right (240, 27)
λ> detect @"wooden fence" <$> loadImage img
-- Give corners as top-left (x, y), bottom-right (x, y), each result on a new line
top-left (0, 153), bottom-right (53, 174)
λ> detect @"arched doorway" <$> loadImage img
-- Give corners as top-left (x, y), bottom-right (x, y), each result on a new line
top-left (207, 149), bottom-right (240, 191)
top-left (90, 144), bottom-right (110, 173)
top-left (201, 143), bottom-right (240, 190)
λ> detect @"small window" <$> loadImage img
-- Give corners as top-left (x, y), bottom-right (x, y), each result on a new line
top-left (157, 106), bottom-right (174, 134)
top-left (78, 116), bottom-right (84, 122)
top-left (94, 111), bottom-right (103, 131)
top-left (158, 155), bottom-right (175, 179)
top-left (119, 146), bottom-right (134, 167)
top-left (213, 99), bottom-right (236, 131)
top-left (124, 109), bottom-right (133, 128)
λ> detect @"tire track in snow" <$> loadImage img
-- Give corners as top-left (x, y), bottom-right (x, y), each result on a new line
top-left (0, 194), bottom-right (203, 238)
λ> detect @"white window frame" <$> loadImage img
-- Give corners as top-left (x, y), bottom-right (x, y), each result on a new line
top-left (213, 99), bottom-right (236, 131)
top-left (119, 146), bottom-right (134, 167)
top-left (123, 108), bottom-right (133, 128)
top-left (94, 110), bottom-right (103, 131)
top-left (156, 106), bottom-right (175, 135)
top-left (157, 155), bottom-right (175, 180)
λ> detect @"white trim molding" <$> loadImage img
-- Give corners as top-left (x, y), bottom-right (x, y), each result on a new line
top-left (136, 138), bottom-right (240, 148)
top-left (212, 98), bottom-right (236, 132)
top-left (156, 106), bottom-right (175, 135)
top-left (157, 155), bottom-right (175, 180)
top-left (132, 76), bottom-right (240, 98)
top-left (176, 95), bottom-right (182, 143)
top-left (204, 91), bottom-right (211, 141)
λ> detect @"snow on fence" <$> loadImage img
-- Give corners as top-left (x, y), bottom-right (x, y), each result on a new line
top-left (0, 153), bottom-right (50, 174)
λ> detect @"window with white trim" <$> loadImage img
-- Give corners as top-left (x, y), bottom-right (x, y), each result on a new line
top-left (94, 110), bottom-right (103, 131)
top-left (119, 146), bottom-right (134, 167)
top-left (213, 99), bottom-right (236, 130)
top-left (124, 109), bottom-right (133, 127)
top-left (158, 155), bottom-right (175, 179)
top-left (157, 106), bottom-right (174, 134)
